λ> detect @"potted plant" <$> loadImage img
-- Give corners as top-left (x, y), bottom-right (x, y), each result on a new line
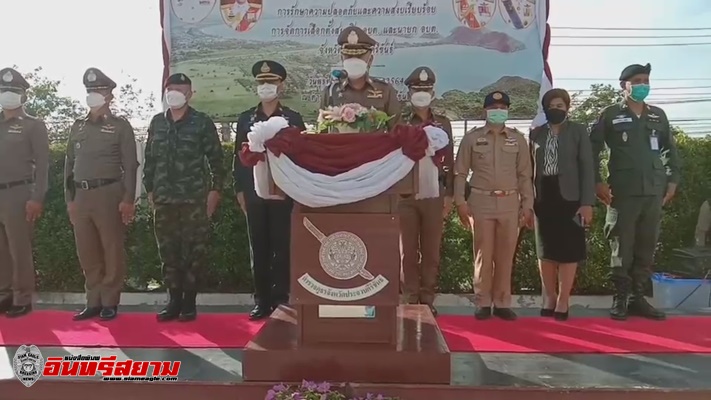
top-left (316, 103), bottom-right (392, 133)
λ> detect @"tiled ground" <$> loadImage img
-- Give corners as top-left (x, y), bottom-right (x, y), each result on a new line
top-left (1, 305), bottom-right (709, 389)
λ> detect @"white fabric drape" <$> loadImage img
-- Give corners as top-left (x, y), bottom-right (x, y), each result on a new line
top-left (248, 117), bottom-right (449, 208)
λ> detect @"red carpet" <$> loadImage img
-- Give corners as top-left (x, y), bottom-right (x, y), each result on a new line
top-left (0, 311), bottom-right (709, 353)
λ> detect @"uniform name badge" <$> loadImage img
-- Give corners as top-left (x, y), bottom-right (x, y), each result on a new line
top-left (650, 134), bottom-right (659, 151)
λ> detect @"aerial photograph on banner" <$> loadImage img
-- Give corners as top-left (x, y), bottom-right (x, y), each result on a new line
top-left (164, 0), bottom-right (546, 122)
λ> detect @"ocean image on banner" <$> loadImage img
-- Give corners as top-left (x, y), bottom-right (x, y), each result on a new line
top-left (163, 0), bottom-right (548, 122)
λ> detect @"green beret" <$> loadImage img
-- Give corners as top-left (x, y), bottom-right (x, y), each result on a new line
top-left (619, 63), bottom-right (651, 81)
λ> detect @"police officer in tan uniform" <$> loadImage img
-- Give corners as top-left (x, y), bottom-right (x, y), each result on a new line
top-left (454, 91), bottom-right (533, 321)
top-left (320, 26), bottom-right (401, 127)
top-left (0, 67), bottom-right (49, 318)
top-left (64, 68), bottom-right (138, 321)
top-left (399, 66), bottom-right (453, 316)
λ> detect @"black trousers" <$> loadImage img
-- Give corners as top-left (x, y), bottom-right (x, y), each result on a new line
top-left (244, 194), bottom-right (293, 306)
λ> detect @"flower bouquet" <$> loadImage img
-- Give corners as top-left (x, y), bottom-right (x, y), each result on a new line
top-left (316, 103), bottom-right (392, 133)
top-left (266, 381), bottom-right (399, 400)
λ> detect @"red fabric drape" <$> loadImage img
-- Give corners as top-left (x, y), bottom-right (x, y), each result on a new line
top-left (239, 124), bottom-right (430, 176)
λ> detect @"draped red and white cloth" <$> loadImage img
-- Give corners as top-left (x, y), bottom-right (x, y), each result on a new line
top-left (239, 117), bottom-right (450, 208)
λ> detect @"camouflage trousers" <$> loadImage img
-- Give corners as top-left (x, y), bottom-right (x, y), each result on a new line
top-left (153, 203), bottom-right (210, 291)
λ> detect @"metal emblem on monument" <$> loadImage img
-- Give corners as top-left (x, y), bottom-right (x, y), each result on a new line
top-left (303, 217), bottom-right (373, 280)
top-left (13, 345), bottom-right (44, 387)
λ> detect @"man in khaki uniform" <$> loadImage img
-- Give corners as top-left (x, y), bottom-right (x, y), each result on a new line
top-left (64, 68), bottom-right (138, 321)
top-left (0, 67), bottom-right (49, 318)
top-left (454, 91), bottom-right (533, 321)
top-left (399, 66), bottom-right (453, 316)
top-left (320, 26), bottom-right (401, 127)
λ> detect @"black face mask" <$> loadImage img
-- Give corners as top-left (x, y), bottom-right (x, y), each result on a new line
top-left (545, 108), bottom-right (567, 125)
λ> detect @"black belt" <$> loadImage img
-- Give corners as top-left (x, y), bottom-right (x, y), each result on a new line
top-left (74, 178), bottom-right (119, 190)
top-left (0, 179), bottom-right (33, 190)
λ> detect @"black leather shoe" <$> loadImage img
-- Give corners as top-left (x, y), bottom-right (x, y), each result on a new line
top-left (249, 304), bottom-right (273, 321)
top-left (475, 307), bottom-right (492, 320)
top-left (629, 297), bottom-right (666, 320)
top-left (157, 289), bottom-right (182, 322)
top-left (6, 305), bottom-right (32, 318)
top-left (610, 279), bottom-right (629, 321)
top-left (179, 291), bottom-right (197, 322)
top-left (73, 306), bottom-right (101, 321)
top-left (540, 308), bottom-right (555, 317)
top-left (493, 307), bottom-right (517, 321)
top-left (0, 297), bottom-right (13, 313)
top-left (100, 307), bottom-right (118, 321)
top-left (554, 311), bottom-right (569, 321)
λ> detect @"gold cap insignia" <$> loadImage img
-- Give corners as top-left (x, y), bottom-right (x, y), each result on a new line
top-left (493, 92), bottom-right (502, 100)
top-left (260, 62), bottom-right (270, 73)
top-left (419, 69), bottom-right (428, 82)
top-left (347, 30), bottom-right (359, 45)
top-left (87, 71), bottom-right (97, 82)
top-left (180, 74), bottom-right (186, 81)
top-left (2, 71), bottom-right (12, 82)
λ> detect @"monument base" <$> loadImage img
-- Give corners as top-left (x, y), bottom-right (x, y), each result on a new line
top-left (243, 304), bottom-right (451, 384)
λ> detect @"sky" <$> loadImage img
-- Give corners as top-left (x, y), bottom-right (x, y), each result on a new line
top-left (2, 0), bottom-right (710, 132)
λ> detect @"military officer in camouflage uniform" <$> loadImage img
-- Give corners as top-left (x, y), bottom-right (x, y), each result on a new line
top-left (0, 67), bottom-right (49, 318)
top-left (590, 63), bottom-right (681, 321)
top-left (144, 73), bottom-right (225, 322)
top-left (234, 60), bottom-right (306, 320)
top-left (65, 68), bottom-right (138, 321)
top-left (399, 66), bottom-right (453, 316)
top-left (320, 26), bottom-right (401, 127)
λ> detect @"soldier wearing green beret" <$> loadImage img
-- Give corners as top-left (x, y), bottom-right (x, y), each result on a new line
top-left (0, 67), bottom-right (50, 318)
top-left (65, 68), bottom-right (139, 321)
top-left (590, 63), bottom-right (680, 321)
top-left (144, 73), bottom-right (225, 322)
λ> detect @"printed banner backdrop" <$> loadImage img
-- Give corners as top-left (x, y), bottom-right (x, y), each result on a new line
top-left (161, 0), bottom-right (552, 122)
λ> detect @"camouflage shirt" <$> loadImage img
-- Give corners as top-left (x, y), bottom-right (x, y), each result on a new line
top-left (143, 107), bottom-right (225, 204)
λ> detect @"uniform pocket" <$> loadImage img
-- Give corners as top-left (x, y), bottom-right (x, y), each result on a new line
top-left (471, 145), bottom-right (492, 169)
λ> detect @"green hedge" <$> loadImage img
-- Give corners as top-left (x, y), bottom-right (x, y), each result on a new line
top-left (33, 136), bottom-right (711, 295)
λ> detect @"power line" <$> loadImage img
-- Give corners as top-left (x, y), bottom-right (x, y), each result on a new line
top-left (554, 34), bottom-right (711, 39)
top-left (551, 42), bottom-right (711, 47)
top-left (552, 26), bottom-right (711, 31)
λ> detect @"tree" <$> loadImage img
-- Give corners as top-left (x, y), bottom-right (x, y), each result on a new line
top-left (112, 77), bottom-right (157, 123)
top-left (18, 66), bottom-right (156, 142)
top-left (568, 83), bottom-right (622, 126)
top-left (22, 66), bottom-right (84, 142)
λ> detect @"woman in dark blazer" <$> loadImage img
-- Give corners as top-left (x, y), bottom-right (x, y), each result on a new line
top-left (530, 88), bottom-right (595, 320)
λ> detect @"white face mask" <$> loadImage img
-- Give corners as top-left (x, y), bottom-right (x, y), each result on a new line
top-left (0, 91), bottom-right (23, 110)
top-left (257, 83), bottom-right (278, 101)
top-left (165, 90), bottom-right (187, 109)
top-left (342, 58), bottom-right (368, 79)
top-left (410, 91), bottom-right (433, 108)
top-left (86, 92), bottom-right (106, 109)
